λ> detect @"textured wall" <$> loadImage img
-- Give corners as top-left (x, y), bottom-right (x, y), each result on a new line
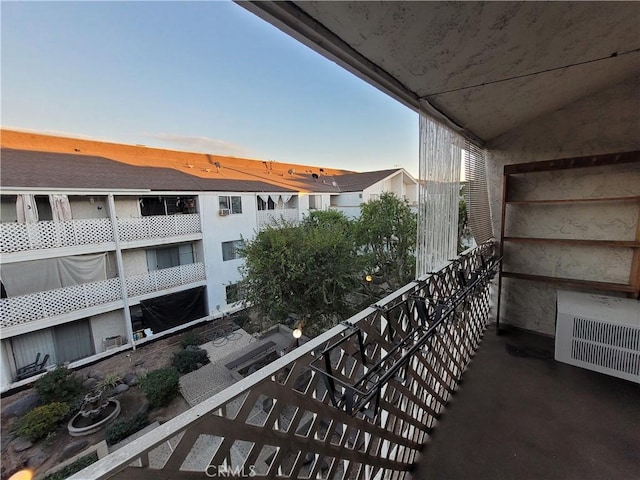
top-left (89, 310), bottom-right (127, 353)
top-left (486, 77), bottom-right (640, 334)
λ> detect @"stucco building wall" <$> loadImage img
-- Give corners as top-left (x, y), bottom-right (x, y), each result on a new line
top-left (485, 77), bottom-right (640, 334)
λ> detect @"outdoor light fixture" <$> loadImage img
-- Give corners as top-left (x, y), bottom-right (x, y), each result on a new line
top-left (9, 470), bottom-right (33, 480)
top-left (365, 274), bottom-right (373, 282)
top-left (293, 327), bottom-right (302, 347)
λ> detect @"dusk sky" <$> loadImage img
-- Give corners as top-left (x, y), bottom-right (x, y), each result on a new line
top-left (2, 1), bottom-right (419, 175)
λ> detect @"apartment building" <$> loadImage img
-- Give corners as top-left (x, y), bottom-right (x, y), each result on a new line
top-left (0, 130), bottom-right (417, 391)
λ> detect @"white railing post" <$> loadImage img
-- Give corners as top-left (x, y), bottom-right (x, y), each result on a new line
top-left (107, 194), bottom-right (135, 350)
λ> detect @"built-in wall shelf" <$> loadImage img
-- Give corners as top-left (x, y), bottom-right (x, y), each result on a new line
top-left (497, 151), bottom-right (640, 330)
top-left (506, 195), bottom-right (640, 205)
top-left (503, 237), bottom-right (640, 248)
top-left (500, 272), bottom-right (636, 293)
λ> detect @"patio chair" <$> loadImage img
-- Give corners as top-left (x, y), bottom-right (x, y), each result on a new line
top-left (16, 352), bottom-right (50, 381)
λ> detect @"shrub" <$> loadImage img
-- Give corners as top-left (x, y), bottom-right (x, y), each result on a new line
top-left (42, 451), bottom-right (98, 480)
top-left (172, 348), bottom-right (209, 374)
top-left (180, 331), bottom-right (200, 348)
top-left (105, 412), bottom-right (148, 446)
top-left (17, 402), bottom-right (70, 442)
top-left (35, 367), bottom-right (84, 405)
top-left (97, 373), bottom-right (122, 391)
top-left (139, 368), bottom-right (180, 408)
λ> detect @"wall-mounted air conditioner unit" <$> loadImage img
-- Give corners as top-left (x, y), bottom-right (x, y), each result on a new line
top-left (219, 208), bottom-right (230, 216)
top-left (556, 290), bottom-right (639, 383)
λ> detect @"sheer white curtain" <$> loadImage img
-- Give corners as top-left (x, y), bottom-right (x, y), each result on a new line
top-left (16, 194), bottom-right (38, 223)
top-left (416, 114), bottom-right (463, 277)
top-left (49, 194), bottom-right (72, 221)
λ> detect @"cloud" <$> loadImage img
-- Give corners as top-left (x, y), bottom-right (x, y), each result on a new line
top-left (143, 132), bottom-right (251, 157)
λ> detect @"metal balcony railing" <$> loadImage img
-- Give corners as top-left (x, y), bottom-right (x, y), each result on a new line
top-left (70, 242), bottom-right (498, 480)
top-left (1, 218), bottom-right (114, 253)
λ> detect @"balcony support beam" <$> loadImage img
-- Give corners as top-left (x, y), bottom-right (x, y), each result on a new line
top-left (108, 193), bottom-right (135, 350)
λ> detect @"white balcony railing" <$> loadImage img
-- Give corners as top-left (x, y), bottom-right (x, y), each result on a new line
top-left (257, 208), bottom-right (299, 229)
top-left (0, 214), bottom-right (202, 254)
top-left (0, 278), bottom-right (123, 328)
top-left (1, 218), bottom-right (114, 253)
top-left (117, 214), bottom-right (201, 242)
top-left (125, 262), bottom-right (206, 297)
top-left (0, 263), bottom-right (206, 329)
top-left (70, 242), bottom-right (498, 480)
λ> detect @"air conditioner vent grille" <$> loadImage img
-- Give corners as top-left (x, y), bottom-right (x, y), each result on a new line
top-left (556, 291), bottom-right (639, 383)
top-left (572, 317), bottom-right (640, 351)
top-left (571, 339), bottom-right (640, 376)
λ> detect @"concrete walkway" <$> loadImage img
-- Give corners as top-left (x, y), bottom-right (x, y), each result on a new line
top-left (179, 329), bottom-right (255, 407)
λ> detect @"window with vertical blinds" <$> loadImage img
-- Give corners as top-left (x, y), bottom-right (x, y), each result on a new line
top-left (464, 142), bottom-right (494, 244)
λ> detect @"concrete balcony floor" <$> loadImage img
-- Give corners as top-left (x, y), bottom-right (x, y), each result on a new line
top-left (413, 325), bottom-right (640, 480)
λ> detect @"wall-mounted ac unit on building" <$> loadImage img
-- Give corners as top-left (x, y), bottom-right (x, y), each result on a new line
top-left (556, 290), bottom-right (639, 383)
top-left (219, 208), bottom-right (230, 216)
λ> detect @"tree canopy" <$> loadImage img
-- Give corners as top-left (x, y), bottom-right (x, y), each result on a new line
top-left (239, 195), bottom-right (417, 336)
top-left (355, 192), bottom-right (417, 291)
top-left (239, 210), bottom-right (362, 336)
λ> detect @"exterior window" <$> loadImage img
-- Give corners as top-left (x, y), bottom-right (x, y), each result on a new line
top-left (225, 283), bottom-right (244, 303)
top-left (147, 244), bottom-right (194, 271)
top-left (257, 197), bottom-right (276, 211)
top-left (10, 319), bottom-right (95, 376)
top-left (222, 240), bottom-right (244, 261)
top-left (34, 196), bottom-right (53, 221)
top-left (309, 195), bottom-right (321, 210)
top-left (140, 196), bottom-right (195, 216)
top-left (219, 196), bottom-right (242, 214)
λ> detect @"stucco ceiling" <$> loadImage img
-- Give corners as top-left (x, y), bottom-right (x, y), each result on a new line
top-left (240, 1), bottom-right (640, 143)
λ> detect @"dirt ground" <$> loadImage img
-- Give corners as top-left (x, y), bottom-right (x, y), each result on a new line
top-left (1, 331), bottom-right (196, 480)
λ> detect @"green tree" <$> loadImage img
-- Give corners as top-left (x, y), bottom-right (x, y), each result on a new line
top-left (355, 192), bottom-right (417, 291)
top-left (240, 211), bottom-right (362, 336)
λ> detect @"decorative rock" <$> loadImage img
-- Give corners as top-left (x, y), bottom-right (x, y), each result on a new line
top-left (11, 438), bottom-right (33, 452)
top-left (134, 360), bottom-right (145, 367)
top-left (88, 369), bottom-right (105, 381)
top-left (123, 372), bottom-right (138, 386)
top-left (135, 367), bottom-right (148, 378)
top-left (112, 384), bottom-right (129, 395)
top-left (83, 377), bottom-right (98, 390)
top-left (27, 448), bottom-right (50, 468)
top-left (3, 393), bottom-right (40, 418)
top-left (59, 439), bottom-right (89, 462)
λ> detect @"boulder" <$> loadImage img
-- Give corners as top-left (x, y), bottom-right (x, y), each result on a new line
top-left (83, 377), bottom-right (98, 390)
top-left (10, 438), bottom-right (33, 453)
top-left (27, 448), bottom-right (50, 468)
top-left (88, 369), bottom-right (105, 381)
top-left (112, 384), bottom-right (129, 395)
top-left (122, 372), bottom-right (138, 386)
top-left (3, 393), bottom-right (40, 418)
